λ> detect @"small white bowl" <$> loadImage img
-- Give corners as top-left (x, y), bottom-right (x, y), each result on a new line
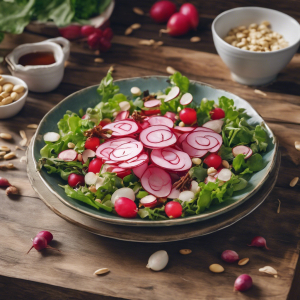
top-left (212, 7), bottom-right (300, 85)
top-left (0, 75), bottom-right (28, 119)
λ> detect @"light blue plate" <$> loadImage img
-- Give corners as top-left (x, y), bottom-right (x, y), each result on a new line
top-left (33, 76), bottom-right (277, 227)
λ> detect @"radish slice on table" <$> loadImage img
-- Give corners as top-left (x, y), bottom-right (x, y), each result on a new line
top-left (151, 147), bottom-right (192, 171)
top-left (164, 111), bottom-right (176, 122)
top-left (96, 137), bottom-right (136, 160)
top-left (178, 191), bottom-right (195, 203)
top-left (109, 141), bottom-right (143, 162)
top-left (204, 175), bottom-right (216, 184)
top-left (58, 149), bottom-right (78, 161)
top-left (82, 149), bottom-right (96, 163)
top-left (44, 132), bottom-right (60, 142)
top-left (232, 145), bottom-right (253, 159)
top-left (144, 100), bottom-right (162, 108)
top-left (115, 111), bottom-right (129, 121)
top-left (140, 125), bottom-right (177, 149)
top-left (164, 86), bottom-right (180, 102)
top-left (147, 116), bottom-right (174, 128)
top-left (111, 187), bottom-right (135, 204)
top-left (85, 172), bottom-right (98, 185)
top-left (133, 161), bottom-right (148, 178)
top-left (168, 188), bottom-right (180, 199)
top-left (203, 120), bottom-right (224, 133)
top-left (141, 166), bottom-right (172, 197)
top-left (103, 120), bottom-right (139, 137)
top-left (140, 195), bottom-right (157, 207)
top-left (118, 152), bottom-right (149, 168)
top-left (217, 168), bottom-right (232, 182)
top-left (180, 93), bottom-right (193, 105)
top-left (174, 126), bottom-right (195, 133)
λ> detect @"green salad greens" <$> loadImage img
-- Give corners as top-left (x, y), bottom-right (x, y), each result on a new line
top-left (38, 70), bottom-right (270, 221)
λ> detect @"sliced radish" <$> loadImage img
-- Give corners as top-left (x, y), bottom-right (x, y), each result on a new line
top-left (190, 180), bottom-right (200, 194)
top-left (168, 188), bottom-right (180, 199)
top-left (217, 168), bottom-right (232, 182)
top-left (103, 120), bottom-right (139, 137)
top-left (95, 177), bottom-right (105, 190)
top-left (203, 120), bottom-right (224, 133)
top-left (147, 116), bottom-right (174, 128)
top-left (140, 125), bottom-right (177, 149)
top-left (177, 132), bottom-right (189, 147)
top-left (151, 147), bottom-right (192, 171)
top-left (204, 176), bottom-right (216, 184)
top-left (82, 149), bottom-right (96, 163)
top-left (119, 101), bottom-right (131, 111)
top-left (96, 137), bottom-right (136, 160)
top-left (58, 149), bottom-right (78, 161)
top-left (140, 195), bottom-right (157, 207)
top-left (141, 166), bottom-right (172, 197)
top-left (85, 172), bottom-right (98, 185)
top-left (111, 187), bottom-right (135, 205)
top-left (181, 140), bottom-right (208, 158)
top-left (143, 108), bottom-right (161, 116)
top-left (140, 121), bottom-right (150, 130)
top-left (164, 86), bottom-right (180, 102)
top-left (232, 145), bottom-right (253, 159)
top-left (115, 111), bottom-right (129, 121)
top-left (109, 141), bottom-right (143, 162)
top-left (144, 100), bottom-right (162, 108)
top-left (180, 93), bottom-right (193, 105)
top-left (44, 132), bottom-right (60, 142)
top-left (164, 111), bottom-right (177, 122)
top-left (174, 126), bottom-right (195, 133)
top-left (133, 161), bottom-right (148, 178)
top-left (156, 94), bottom-right (167, 100)
top-left (118, 152), bottom-right (149, 168)
top-left (178, 191), bottom-right (195, 203)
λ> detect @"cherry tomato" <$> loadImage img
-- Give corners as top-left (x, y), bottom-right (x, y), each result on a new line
top-left (210, 108), bottom-right (225, 120)
top-left (166, 13), bottom-right (190, 36)
top-left (103, 27), bottom-right (114, 41)
top-left (99, 118), bottom-right (112, 127)
top-left (165, 201), bottom-right (182, 218)
top-left (85, 137), bottom-right (100, 151)
top-left (88, 158), bottom-right (103, 174)
top-left (179, 3), bottom-right (199, 30)
top-left (203, 153), bottom-right (222, 169)
top-left (150, 1), bottom-right (177, 23)
top-left (114, 197), bottom-right (137, 218)
top-left (98, 37), bottom-right (111, 52)
top-left (81, 25), bottom-right (95, 37)
top-left (68, 173), bottom-right (85, 187)
top-left (179, 108), bottom-right (197, 124)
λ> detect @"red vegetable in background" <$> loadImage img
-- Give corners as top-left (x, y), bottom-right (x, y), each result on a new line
top-left (0, 177), bottom-right (11, 187)
top-left (248, 236), bottom-right (270, 249)
top-left (210, 108), bottom-right (225, 120)
top-left (150, 1), bottom-right (177, 23)
top-left (27, 235), bottom-right (60, 254)
top-left (204, 153), bottom-right (222, 170)
top-left (81, 25), bottom-right (95, 37)
top-left (163, 13), bottom-right (191, 37)
top-left (103, 27), bottom-right (114, 41)
top-left (234, 274), bottom-right (253, 292)
top-left (59, 25), bottom-right (81, 40)
top-left (98, 37), bottom-right (112, 52)
top-left (221, 250), bottom-right (239, 263)
top-left (68, 173), bottom-right (85, 187)
top-left (179, 3), bottom-right (199, 30)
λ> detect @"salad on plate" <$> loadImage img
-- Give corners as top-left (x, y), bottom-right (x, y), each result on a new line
top-left (38, 71), bottom-right (269, 220)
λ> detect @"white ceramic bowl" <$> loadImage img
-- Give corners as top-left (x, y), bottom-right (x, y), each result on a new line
top-left (212, 7), bottom-right (300, 85)
top-left (0, 75), bottom-right (28, 119)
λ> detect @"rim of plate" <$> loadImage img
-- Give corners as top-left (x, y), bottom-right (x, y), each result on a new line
top-left (32, 76), bottom-right (278, 227)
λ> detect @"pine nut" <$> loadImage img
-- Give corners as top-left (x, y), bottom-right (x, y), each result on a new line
top-left (222, 160), bottom-right (230, 168)
top-left (10, 92), bottom-right (18, 101)
top-left (12, 85), bottom-right (24, 93)
top-left (89, 186), bottom-right (97, 193)
top-left (133, 7), bottom-right (144, 15)
top-left (131, 23), bottom-right (141, 30)
top-left (0, 133), bottom-right (12, 140)
top-left (77, 153), bottom-right (83, 162)
top-left (3, 83), bottom-right (13, 93)
top-left (209, 264), bottom-right (224, 273)
top-left (4, 152), bottom-right (16, 160)
top-left (27, 124), bottom-right (38, 129)
top-left (0, 146), bottom-right (10, 152)
top-left (125, 27), bottom-right (133, 35)
top-left (290, 177), bottom-right (299, 187)
top-left (178, 122), bottom-right (185, 127)
top-left (207, 167), bottom-right (217, 175)
top-left (95, 199), bottom-right (102, 203)
top-left (238, 258), bottom-right (249, 266)
top-left (68, 142), bottom-right (75, 149)
top-left (0, 151), bottom-right (6, 156)
top-left (94, 268), bottom-right (110, 275)
top-left (166, 66), bottom-right (177, 75)
top-left (94, 58), bottom-right (104, 63)
top-left (0, 92), bottom-right (9, 98)
top-left (2, 96), bottom-right (13, 105)
top-left (192, 158), bottom-right (202, 165)
top-left (7, 163), bottom-right (15, 169)
top-left (190, 36), bottom-right (201, 43)
top-left (0, 86), bottom-right (2, 93)
top-left (179, 249), bottom-right (192, 255)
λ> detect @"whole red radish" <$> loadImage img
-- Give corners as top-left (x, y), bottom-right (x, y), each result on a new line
top-left (150, 1), bottom-right (177, 23)
top-left (81, 25), bottom-right (95, 37)
top-left (98, 37), bottom-right (112, 52)
top-left (115, 197), bottom-right (138, 218)
top-left (103, 27), bottom-right (114, 41)
top-left (179, 3), bottom-right (199, 30)
top-left (165, 201), bottom-right (182, 218)
top-left (27, 236), bottom-right (60, 254)
top-left (210, 108), bottom-right (225, 120)
top-left (88, 158), bottom-right (103, 174)
top-left (88, 32), bottom-right (101, 49)
top-left (204, 153), bottom-right (222, 170)
top-left (68, 173), bottom-right (85, 187)
top-left (59, 25), bottom-right (81, 40)
top-left (163, 13), bottom-right (191, 36)
top-left (36, 231), bottom-right (53, 243)
top-left (248, 236), bottom-right (270, 249)
top-left (179, 108), bottom-right (197, 124)
top-left (234, 274), bottom-right (253, 292)
top-left (221, 250), bottom-right (239, 263)
top-left (85, 137), bottom-right (100, 151)
top-left (0, 177), bottom-right (11, 187)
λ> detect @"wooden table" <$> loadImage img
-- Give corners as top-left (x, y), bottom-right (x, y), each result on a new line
top-left (1, 1), bottom-right (300, 299)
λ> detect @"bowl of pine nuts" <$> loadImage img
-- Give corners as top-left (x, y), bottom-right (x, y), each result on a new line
top-left (0, 75), bottom-right (28, 119)
top-left (212, 7), bottom-right (300, 85)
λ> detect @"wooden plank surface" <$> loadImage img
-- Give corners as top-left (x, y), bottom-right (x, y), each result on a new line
top-left (0, 0), bottom-right (300, 299)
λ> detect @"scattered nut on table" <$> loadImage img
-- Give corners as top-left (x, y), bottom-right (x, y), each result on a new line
top-left (94, 268), bottom-right (110, 275)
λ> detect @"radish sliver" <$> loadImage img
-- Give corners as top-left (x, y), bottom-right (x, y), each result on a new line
top-left (58, 149), bottom-right (78, 161)
top-left (118, 153), bottom-right (149, 168)
top-left (232, 145), bottom-right (253, 159)
top-left (103, 120), bottom-right (139, 137)
top-left (147, 116), bottom-right (174, 128)
top-left (133, 161), bottom-right (148, 178)
top-left (141, 166), bottom-right (172, 197)
top-left (144, 100), bottom-right (162, 108)
top-left (109, 141), bottom-right (143, 162)
top-left (180, 93), bottom-right (193, 105)
top-left (115, 111), bottom-right (129, 121)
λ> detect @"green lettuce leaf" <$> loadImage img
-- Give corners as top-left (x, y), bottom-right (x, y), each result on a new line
top-left (169, 72), bottom-right (189, 93)
top-left (189, 165), bottom-right (207, 182)
top-left (97, 70), bottom-right (119, 103)
top-left (196, 99), bottom-right (214, 126)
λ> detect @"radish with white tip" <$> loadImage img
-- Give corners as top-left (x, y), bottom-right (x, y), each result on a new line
top-left (232, 145), bottom-right (253, 159)
top-left (85, 172), bottom-right (98, 185)
top-left (111, 187), bottom-right (135, 205)
top-left (202, 119), bottom-right (224, 133)
top-left (140, 195), bottom-right (157, 207)
top-left (164, 86), bottom-right (180, 102)
top-left (146, 250), bottom-right (169, 271)
top-left (44, 132), bottom-right (60, 142)
top-left (178, 190), bottom-right (195, 203)
top-left (82, 149), bottom-right (96, 163)
top-left (180, 93), bottom-right (193, 105)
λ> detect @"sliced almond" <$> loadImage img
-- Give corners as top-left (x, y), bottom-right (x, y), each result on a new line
top-left (125, 27), bottom-right (133, 35)
top-left (259, 266), bottom-right (277, 275)
top-left (238, 258), bottom-right (249, 266)
top-left (179, 249), bottom-right (192, 255)
top-left (209, 264), bottom-right (224, 273)
top-left (4, 152), bottom-right (16, 160)
top-left (0, 133), bottom-right (12, 140)
top-left (0, 146), bottom-right (11, 152)
top-left (166, 66), bottom-right (177, 75)
top-left (94, 58), bottom-right (104, 63)
top-left (190, 36), bottom-right (201, 43)
top-left (254, 89), bottom-right (267, 97)
top-left (94, 268), bottom-right (110, 275)
top-left (290, 177), bottom-right (299, 187)
top-left (133, 7), bottom-right (144, 15)
top-left (27, 124), bottom-right (38, 129)
top-left (131, 23), bottom-right (141, 30)
top-left (19, 130), bottom-right (27, 147)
